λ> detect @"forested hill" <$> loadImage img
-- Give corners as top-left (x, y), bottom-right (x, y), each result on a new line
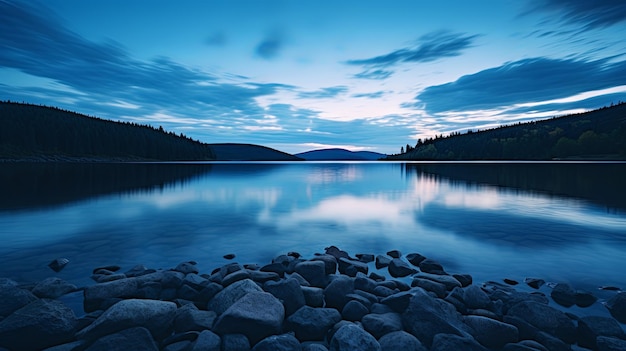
top-left (387, 103), bottom-right (626, 160)
top-left (0, 102), bottom-right (216, 161)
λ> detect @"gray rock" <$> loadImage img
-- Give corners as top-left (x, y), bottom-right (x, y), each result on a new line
top-left (190, 330), bottom-right (221, 351)
top-left (222, 270), bottom-right (251, 287)
top-left (329, 324), bottom-right (380, 351)
top-left (463, 315), bottom-right (519, 349)
top-left (463, 284), bottom-right (490, 309)
top-left (386, 250), bottom-right (401, 258)
top-left (208, 279), bottom-right (262, 315)
top-left (48, 258), bottom-right (69, 272)
top-left (264, 278), bottom-right (306, 316)
top-left (605, 291), bottom-right (626, 323)
top-left (502, 340), bottom-right (549, 351)
top-left (221, 333), bottom-right (251, 351)
top-left (597, 336), bottom-right (626, 351)
top-left (31, 277), bottom-right (77, 299)
top-left (411, 278), bottom-right (447, 298)
top-left (41, 340), bottom-right (86, 351)
top-left (76, 299), bottom-right (176, 342)
top-left (288, 272), bottom-right (311, 286)
top-left (183, 273), bottom-right (209, 290)
top-left (164, 340), bottom-right (192, 351)
top-left (551, 283), bottom-right (576, 307)
top-left (177, 285), bottom-right (199, 301)
top-left (84, 327), bottom-right (158, 351)
top-left (430, 333), bottom-right (488, 351)
top-left (418, 258), bottom-right (445, 274)
top-left (162, 271), bottom-right (185, 288)
top-left (350, 291), bottom-right (376, 307)
top-left (356, 254), bottom-right (375, 263)
top-left (125, 264), bottom-right (155, 277)
top-left (370, 303), bottom-right (394, 314)
top-left (534, 331), bottom-right (570, 351)
top-left (0, 285), bottom-right (37, 317)
top-left (414, 272), bottom-right (462, 290)
top-left (524, 277), bottom-right (545, 289)
top-left (372, 285), bottom-right (396, 298)
top-left (302, 286), bottom-right (325, 307)
top-left (380, 290), bottom-right (414, 313)
top-left (506, 300), bottom-right (576, 344)
top-left (375, 255), bottom-right (391, 269)
top-left (174, 303), bottom-right (217, 332)
top-left (342, 300), bottom-right (369, 321)
top-left (577, 316), bottom-right (625, 350)
top-left (175, 261), bottom-right (199, 274)
top-left (453, 273), bottom-right (473, 287)
top-left (361, 312), bottom-right (403, 339)
top-left (354, 275), bottom-right (378, 294)
top-left (388, 258), bottom-right (416, 278)
top-left (574, 290), bottom-right (597, 307)
top-left (295, 260), bottom-right (328, 287)
top-left (405, 253), bottom-right (426, 267)
top-left (287, 306), bottom-right (341, 341)
top-left (402, 288), bottom-right (471, 347)
top-left (252, 333), bottom-right (301, 351)
top-left (302, 343), bottom-right (329, 351)
top-left (213, 291), bottom-right (284, 345)
top-left (338, 258), bottom-right (368, 276)
top-left (83, 277), bottom-right (139, 312)
top-left (325, 246), bottom-right (351, 260)
top-left (248, 270), bottom-right (281, 284)
top-left (0, 299), bottom-right (78, 351)
top-left (311, 254), bottom-right (338, 275)
top-left (378, 331), bottom-right (427, 351)
top-left (324, 275), bottom-right (355, 310)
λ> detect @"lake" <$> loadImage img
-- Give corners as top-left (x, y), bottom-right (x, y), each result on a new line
top-left (1, 161), bottom-right (625, 298)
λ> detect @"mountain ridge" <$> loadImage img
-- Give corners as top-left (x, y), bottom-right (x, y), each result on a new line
top-left (296, 148), bottom-right (386, 160)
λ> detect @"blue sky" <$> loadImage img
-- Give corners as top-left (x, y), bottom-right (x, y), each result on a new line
top-left (1, 0), bottom-right (626, 154)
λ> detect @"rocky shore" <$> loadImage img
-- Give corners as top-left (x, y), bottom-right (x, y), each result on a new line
top-left (1, 247), bottom-right (625, 351)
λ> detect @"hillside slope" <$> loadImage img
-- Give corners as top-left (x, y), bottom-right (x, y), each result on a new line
top-left (209, 143), bottom-right (302, 161)
top-left (296, 148), bottom-right (386, 160)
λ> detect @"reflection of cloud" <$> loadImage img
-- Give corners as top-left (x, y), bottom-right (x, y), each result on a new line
top-left (306, 165), bottom-right (361, 184)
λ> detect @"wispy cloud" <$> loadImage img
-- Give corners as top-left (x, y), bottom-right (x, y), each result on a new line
top-left (352, 69), bottom-right (394, 80)
top-left (255, 30), bottom-right (285, 60)
top-left (528, 0), bottom-right (626, 30)
top-left (346, 31), bottom-right (479, 67)
top-left (352, 91), bottom-right (386, 99)
top-left (298, 86), bottom-right (348, 99)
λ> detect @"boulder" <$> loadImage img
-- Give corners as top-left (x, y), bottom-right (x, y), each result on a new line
top-left (386, 250), bottom-right (401, 258)
top-left (381, 290), bottom-right (414, 313)
top-left (405, 253), bottom-right (426, 267)
top-left (577, 316), bottom-right (625, 350)
top-left (430, 333), bottom-right (488, 351)
top-left (356, 254), bottom-right (375, 263)
top-left (506, 301), bottom-right (576, 344)
top-left (354, 275), bottom-right (378, 294)
top-left (342, 300), bottom-right (369, 321)
top-left (311, 254), bottom-right (338, 275)
top-left (388, 259), bottom-right (416, 278)
top-left (302, 286), bottom-right (325, 307)
top-left (502, 340), bottom-right (548, 351)
top-left (463, 284), bottom-right (490, 309)
top-left (338, 258), bottom-right (368, 276)
top-left (0, 285), bottom-right (37, 317)
top-left (207, 279), bottom-right (262, 315)
top-left (190, 330), bottom-right (221, 351)
top-left (605, 291), bottom-right (626, 323)
top-left (84, 327), bottom-right (158, 351)
top-left (372, 285), bottom-right (397, 298)
top-left (324, 275), bottom-right (355, 310)
top-left (418, 258), bottom-right (445, 274)
top-left (222, 270), bottom-right (251, 287)
top-left (414, 272), bottom-right (462, 290)
top-left (550, 283), bottom-right (576, 307)
top-left (329, 324), bottom-right (380, 351)
top-left (295, 261), bottom-right (328, 287)
top-left (463, 315), bottom-right (519, 349)
top-left (375, 255), bottom-right (391, 269)
top-left (411, 278), bottom-right (447, 298)
top-left (286, 306), bottom-right (341, 341)
top-left (0, 299), bottom-right (78, 351)
top-left (213, 291), bottom-right (284, 345)
top-left (220, 333), bottom-right (250, 351)
top-left (248, 270), bottom-right (280, 284)
top-left (76, 299), bottom-right (176, 342)
top-left (83, 277), bottom-right (139, 312)
top-left (175, 261), bottom-right (199, 275)
top-left (361, 312), bottom-right (403, 339)
top-left (174, 304), bottom-right (217, 332)
top-left (252, 333), bottom-right (301, 351)
top-left (378, 331), bottom-right (427, 351)
top-left (31, 277), bottom-right (77, 299)
top-left (575, 290), bottom-right (597, 307)
top-left (597, 336), bottom-right (626, 351)
top-left (263, 278), bottom-right (306, 316)
top-left (302, 343), bottom-right (329, 351)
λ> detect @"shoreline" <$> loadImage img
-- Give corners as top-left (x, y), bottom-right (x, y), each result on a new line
top-left (1, 247), bottom-right (625, 351)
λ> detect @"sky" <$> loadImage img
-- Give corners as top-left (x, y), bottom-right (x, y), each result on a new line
top-left (1, 0), bottom-right (626, 154)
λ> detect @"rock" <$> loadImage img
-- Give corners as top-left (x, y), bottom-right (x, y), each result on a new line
top-left (378, 331), bottom-right (427, 351)
top-left (361, 312), bottom-right (403, 339)
top-left (534, 331), bottom-right (570, 351)
top-left (252, 333), bottom-right (301, 351)
top-left (295, 260), bottom-right (328, 287)
top-left (260, 263), bottom-right (287, 278)
top-left (84, 327), bottom-right (158, 351)
top-left (411, 277), bottom-right (447, 298)
top-left (93, 265), bottom-right (121, 274)
top-left (289, 272), bottom-right (311, 286)
top-left (430, 333), bottom-right (488, 351)
top-left (302, 286), bottom-right (325, 307)
top-left (418, 258), bottom-right (445, 274)
top-left (329, 324), bottom-right (380, 351)
top-left (125, 264), bottom-right (154, 277)
top-left (524, 277), bottom-right (545, 289)
top-left (325, 246), bottom-right (351, 260)
top-left (354, 275), bottom-right (377, 294)
top-left (175, 261), bottom-right (199, 274)
top-left (221, 333), bottom-right (250, 351)
top-left (174, 304), bottom-right (217, 332)
top-left (463, 315), bottom-right (519, 349)
top-left (0, 299), bottom-right (78, 351)
top-left (224, 254), bottom-right (236, 260)
top-left (302, 343), bottom-right (329, 351)
top-left (248, 270), bottom-right (281, 284)
top-left (342, 300), bottom-right (369, 321)
top-left (502, 340), bottom-right (548, 351)
top-left (401, 288), bottom-right (471, 347)
top-left (369, 272), bottom-right (385, 282)
top-left (48, 258), bottom-right (69, 272)
top-left (405, 253), bottom-right (426, 267)
top-left (213, 291), bottom-right (284, 345)
top-left (388, 258), bottom-right (416, 278)
top-left (577, 316), bottom-right (625, 350)
top-left (324, 275), bottom-right (355, 310)
top-left (338, 258), bottom-right (368, 276)
top-left (76, 299), bottom-right (176, 342)
top-left (42, 340), bottom-right (86, 351)
top-left (551, 283), bottom-right (576, 307)
top-left (375, 255), bottom-right (391, 269)
top-left (575, 290), bottom-right (597, 307)
top-left (264, 278), bottom-right (306, 316)
top-left (311, 254), bottom-right (338, 275)
top-left (207, 279), bottom-right (262, 315)
top-left (453, 273), bottom-right (473, 287)
top-left (414, 272), bottom-right (462, 290)
top-left (0, 285), bottom-right (37, 317)
top-left (177, 284), bottom-right (199, 301)
top-left (287, 306), bottom-right (341, 341)
top-left (597, 336), bottom-right (626, 351)
top-left (504, 278), bottom-right (519, 285)
top-left (356, 254), bottom-right (375, 263)
top-left (386, 250), bottom-right (401, 258)
top-left (605, 291), bottom-right (626, 323)
top-left (190, 330), bottom-right (221, 351)
top-left (463, 284), bottom-right (490, 309)
top-left (31, 277), bottom-right (77, 299)
top-left (222, 270), bottom-right (251, 287)
top-left (372, 285), bottom-right (397, 298)
top-left (506, 301), bottom-right (576, 344)
top-left (83, 277), bottom-right (140, 312)
top-left (165, 340), bottom-right (193, 351)
top-left (381, 290), bottom-right (414, 313)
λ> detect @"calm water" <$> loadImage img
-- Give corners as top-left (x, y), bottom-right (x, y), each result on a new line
top-left (1, 161), bottom-right (625, 296)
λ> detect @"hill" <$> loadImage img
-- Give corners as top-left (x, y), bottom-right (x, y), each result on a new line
top-left (296, 148), bottom-right (386, 160)
top-left (387, 102), bottom-right (626, 160)
top-left (209, 143), bottom-right (302, 161)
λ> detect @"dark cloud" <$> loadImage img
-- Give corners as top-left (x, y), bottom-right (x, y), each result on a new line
top-left (346, 31), bottom-right (479, 67)
top-left (353, 69), bottom-right (393, 80)
top-left (352, 91), bottom-right (385, 99)
top-left (529, 0), bottom-right (626, 30)
top-left (413, 57), bottom-right (626, 114)
top-left (298, 86), bottom-right (348, 99)
top-left (255, 31), bottom-right (284, 60)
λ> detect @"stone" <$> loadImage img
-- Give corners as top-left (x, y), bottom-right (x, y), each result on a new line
top-left (197, 283), bottom-right (223, 304)
top-left (338, 258), bottom-right (368, 275)
top-left (175, 261), bottom-right (199, 274)
top-left (252, 333), bottom-right (301, 351)
top-left (356, 253), bottom-right (375, 263)
top-left (405, 253), bottom-right (426, 267)
top-left (222, 270), bottom-right (251, 287)
top-left (550, 283), bottom-right (576, 307)
top-left (295, 260), bottom-right (328, 287)
top-left (0, 299), bottom-right (78, 351)
top-left (0, 285), bottom-right (37, 317)
top-left (324, 275), bottom-right (355, 310)
top-left (325, 246), bottom-right (351, 260)
top-left (375, 255), bottom-right (391, 269)
top-left (302, 286), bottom-right (325, 307)
top-left (31, 277), bottom-right (77, 299)
top-left (174, 303), bottom-right (217, 332)
top-left (524, 277), bottom-right (545, 289)
top-left (125, 264), bottom-right (154, 277)
top-left (402, 288), bottom-right (471, 347)
top-left (260, 263), bottom-right (287, 278)
top-left (213, 291), bottom-right (284, 345)
top-left (84, 327), bottom-right (158, 351)
top-left (463, 315), bottom-right (519, 349)
top-left (381, 290), bottom-right (414, 313)
top-left (504, 278), bottom-right (519, 285)
top-left (534, 331), bottom-right (570, 351)
top-left (224, 254), bottom-right (236, 260)
top-left (342, 300), bottom-right (369, 321)
top-left (83, 277), bottom-right (139, 312)
top-left (414, 272), bottom-right (462, 290)
top-left (177, 285), bottom-right (199, 301)
top-left (248, 270), bottom-right (281, 284)
top-left (506, 301), bottom-right (576, 344)
top-left (411, 277), bottom-right (447, 298)
top-left (430, 333), bottom-right (488, 351)
top-left (597, 336), bottom-right (626, 351)
top-left (302, 343), bottom-right (329, 351)
top-left (48, 258), bottom-right (69, 272)
top-left (76, 299), bottom-right (176, 342)
top-left (288, 272), bottom-right (311, 286)
top-left (287, 306), bottom-right (341, 341)
top-left (361, 312), bottom-right (403, 339)
top-left (372, 285), bottom-right (396, 298)
top-left (577, 316), bottom-right (625, 350)
top-left (351, 291), bottom-right (376, 307)
top-left (605, 291), bottom-right (626, 323)
top-left (369, 272), bottom-right (385, 282)
top-left (329, 324), bottom-right (380, 351)
top-left (221, 333), bottom-right (251, 351)
top-left (575, 290), bottom-right (597, 307)
top-left (463, 284), bottom-right (490, 309)
top-left (386, 250), bottom-right (401, 258)
top-left (207, 279), bottom-right (262, 315)
top-left (190, 330), bottom-right (221, 351)
top-left (418, 258), bottom-right (445, 274)
top-left (453, 273), bottom-right (473, 287)
top-left (388, 258), bottom-right (416, 278)
top-left (311, 254), bottom-right (338, 275)
top-left (42, 340), bottom-right (86, 351)
top-left (264, 278), bottom-right (306, 316)
top-left (354, 275), bottom-right (378, 294)
top-left (164, 341), bottom-right (192, 351)
top-left (378, 331), bottom-right (427, 351)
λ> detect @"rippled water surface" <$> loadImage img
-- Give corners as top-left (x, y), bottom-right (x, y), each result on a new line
top-left (1, 161), bottom-right (625, 294)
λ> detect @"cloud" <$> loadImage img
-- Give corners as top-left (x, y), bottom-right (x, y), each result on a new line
top-left (255, 31), bottom-right (284, 60)
top-left (298, 86), bottom-right (348, 99)
top-left (346, 31), bottom-right (479, 67)
top-left (413, 57), bottom-right (626, 114)
top-left (529, 0), bottom-right (626, 30)
top-left (351, 91), bottom-right (386, 99)
top-left (352, 69), bottom-right (394, 80)
top-left (205, 31), bottom-right (227, 46)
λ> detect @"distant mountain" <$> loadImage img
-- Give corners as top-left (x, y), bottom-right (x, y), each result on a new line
top-left (209, 143), bottom-right (302, 161)
top-left (296, 148), bottom-right (386, 160)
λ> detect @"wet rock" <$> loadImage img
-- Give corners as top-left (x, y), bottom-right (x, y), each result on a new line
top-left (76, 299), bottom-right (176, 342)
top-left (175, 261), bottom-right (199, 275)
top-left (0, 299), bottom-right (78, 351)
top-left (463, 315), bottom-right (519, 349)
top-left (386, 250), bottom-right (401, 258)
top-left (224, 254), bottom-right (236, 260)
top-left (369, 272), bottom-right (385, 282)
top-left (411, 277), bottom-right (447, 298)
top-left (453, 273), bottom-right (473, 287)
top-left (302, 286), bottom-right (324, 307)
top-left (222, 270), bottom-right (251, 287)
top-left (329, 324), bottom-right (380, 351)
top-left (213, 291), bottom-right (284, 345)
top-left (575, 290), bottom-right (597, 307)
top-left (372, 285), bottom-right (396, 298)
top-left (324, 275), bottom-right (355, 310)
top-left (31, 277), bottom-right (77, 299)
top-left (252, 333), bottom-right (301, 351)
top-left (260, 262), bottom-right (287, 278)
top-left (463, 284), bottom-right (490, 309)
top-left (177, 285), bottom-right (199, 301)
top-left (533, 331), bottom-right (570, 351)
top-left (605, 291), bottom-right (626, 323)
top-left (295, 260), bottom-right (328, 287)
top-left (0, 285), bottom-right (37, 317)
top-left (190, 330), bottom-right (221, 351)
top-left (414, 272), bottom-right (462, 290)
top-left (248, 270), bottom-right (280, 284)
top-left (551, 283), bottom-right (576, 307)
top-left (125, 264), bottom-right (155, 277)
top-left (286, 306), bottom-right (341, 341)
top-left (354, 275), bottom-right (377, 294)
top-left (42, 340), bottom-right (86, 351)
top-left (418, 258), bottom-right (445, 274)
top-left (48, 258), bottom-right (69, 272)
top-left (361, 312), bottom-right (403, 339)
top-left (264, 278), bottom-right (306, 316)
top-left (207, 279), bottom-right (262, 315)
top-left (183, 273), bottom-right (209, 290)
top-left (597, 336), bottom-right (626, 351)
top-left (524, 277), bottom-right (545, 289)
top-left (356, 253), bottom-right (375, 263)
top-left (503, 340), bottom-right (549, 351)
top-left (338, 258), bottom-right (368, 276)
top-left (349, 291), bottom-right (376, 308)
top-left (506, 301), bottom-right (576, 344)
top-left (174, 303), bottom-right (217, 332)
top-left (378, 330), bottom-right (427, 351)
top-left (325, 246), bottom-right (351, 261)
top-left (220, 263), bottom-right (244, 280)
top-left (221, 333), bottom-right (250, 351)
top-left (93, 265), bottom-right (121, 274)
top-left (84, 327), bottom-right (158, 351)
top-left (388, 258), bottom-right (416, 278)
top-left (430, 333), bottom-right (488, 351)
top-left (375, 255), bottom-right (391, 269)
top-left (83, 277), bottom-right (139, 312)
top-left (302, 343), bottom-right (329, 351)
top-left (381, 290), bottom-right (414, 313)
top-left (577, 316), bottom-right (625, 350)
top-left (342, 300), bottom-right (369, 321)
top-left (311, 254), bottom-right (338, 275)
top-left (504, 278), bottom-right (519, 285)
top-left (405, 253), bottom-right (426, 267)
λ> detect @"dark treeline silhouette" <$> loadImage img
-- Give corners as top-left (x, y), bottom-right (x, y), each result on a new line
top-left (389, 102), bottom-right (626, 160)
top-left (0, 101), bottom-right (215, 161)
